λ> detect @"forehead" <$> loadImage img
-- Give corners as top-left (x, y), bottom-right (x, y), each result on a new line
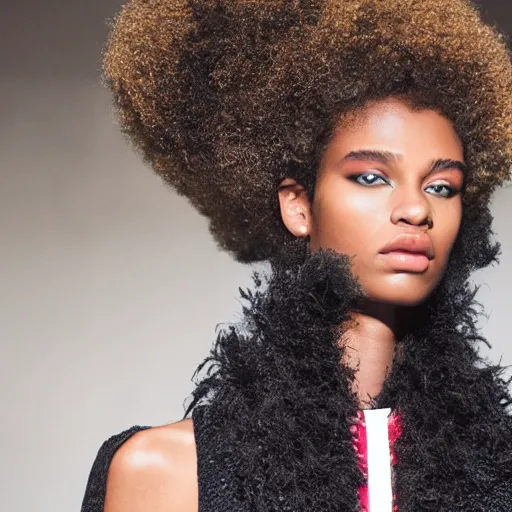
top-left (327, 99), bottom-right (464, 162)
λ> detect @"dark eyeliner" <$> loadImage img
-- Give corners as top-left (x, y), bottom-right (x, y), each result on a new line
top-left (347, 172), bottom-right (389, 186)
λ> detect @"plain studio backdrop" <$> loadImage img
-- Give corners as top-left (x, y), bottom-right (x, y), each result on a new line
top-left (0, 1), bottom-right (511, 511)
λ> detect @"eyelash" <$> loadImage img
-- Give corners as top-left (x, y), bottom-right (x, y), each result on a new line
top-left (348, 172), bottom-right (458, 199)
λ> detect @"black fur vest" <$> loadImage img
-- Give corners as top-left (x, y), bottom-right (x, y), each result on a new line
top-left (188, 250), bottom-right (512, 511)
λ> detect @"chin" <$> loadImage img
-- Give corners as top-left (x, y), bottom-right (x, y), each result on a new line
top-left (362, 274), bottom-right (438, 307)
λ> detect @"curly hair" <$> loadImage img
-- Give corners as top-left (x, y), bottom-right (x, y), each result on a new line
top-left (104, 0), bottom-right (512, 264)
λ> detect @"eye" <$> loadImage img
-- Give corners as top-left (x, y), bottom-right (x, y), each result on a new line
top-left (424, 182), bottom-right (456, 198)
top-left (350, 172), bottom-right (389, 187)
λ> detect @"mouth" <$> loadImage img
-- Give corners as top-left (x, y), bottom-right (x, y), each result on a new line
top-left (378, 233), bottom-right (434, 273)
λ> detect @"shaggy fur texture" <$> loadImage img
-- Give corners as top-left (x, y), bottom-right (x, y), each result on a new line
top-left (104, 0), bottom-right (512, 263)
top-left (188, 249), bottom-right (512, 511)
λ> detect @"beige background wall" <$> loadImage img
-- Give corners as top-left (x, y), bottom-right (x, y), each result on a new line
top-left (1, 1), bottom-right (511, 511)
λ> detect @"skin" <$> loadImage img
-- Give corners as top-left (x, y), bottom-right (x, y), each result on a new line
top-left (103, 97), bottom-right (464, 511)
top-left (278, 97), bottom-right (464, 404)
top-left (104, 420), bottom-right (198, 512)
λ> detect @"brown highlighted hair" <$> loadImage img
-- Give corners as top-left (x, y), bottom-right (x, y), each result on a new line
top-left (104, 0), bottom-right (512, 263)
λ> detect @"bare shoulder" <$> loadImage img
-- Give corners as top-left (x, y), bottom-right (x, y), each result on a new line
top-left (104, 419), bottom-right (198, 512)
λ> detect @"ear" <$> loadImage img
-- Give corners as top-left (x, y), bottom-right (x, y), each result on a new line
top-left (277, 178), bottom-right (313, 237)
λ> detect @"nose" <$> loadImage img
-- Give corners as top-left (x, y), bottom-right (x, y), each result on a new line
top-left (390, 187), bottom-right (433, 229)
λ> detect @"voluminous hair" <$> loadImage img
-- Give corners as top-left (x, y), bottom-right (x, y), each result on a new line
top-left (104, 0), bottom-right (512, 264)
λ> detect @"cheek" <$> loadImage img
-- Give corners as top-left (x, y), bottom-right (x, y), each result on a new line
top-left (312, 184), bottom-right (385, 253)
top-left (435, 202), bottom-right (463, 260)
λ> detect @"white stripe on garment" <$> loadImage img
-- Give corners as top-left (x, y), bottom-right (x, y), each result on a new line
top-left (363, 408), bottom-right (393, 512)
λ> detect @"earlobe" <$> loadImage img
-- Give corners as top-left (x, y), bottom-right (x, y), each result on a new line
top-left (277, 179), bottom-right (312, 238)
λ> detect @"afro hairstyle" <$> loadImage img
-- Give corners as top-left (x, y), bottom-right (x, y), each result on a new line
top-left (104, 0), bottom-right (512, 264)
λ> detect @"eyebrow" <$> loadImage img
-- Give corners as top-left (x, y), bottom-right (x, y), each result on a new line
top-left (339, 149), bottom-right (468, 175)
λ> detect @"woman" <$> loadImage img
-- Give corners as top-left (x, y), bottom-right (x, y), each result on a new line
top-left (81, 0), bottom-right (512, 510)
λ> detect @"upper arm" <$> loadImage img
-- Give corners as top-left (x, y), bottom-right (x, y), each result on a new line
top-left (104, 420), bottom-right (198, 512)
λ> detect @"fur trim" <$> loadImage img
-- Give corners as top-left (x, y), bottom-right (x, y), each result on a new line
top-left (188, 250), bottom-right (512, 511)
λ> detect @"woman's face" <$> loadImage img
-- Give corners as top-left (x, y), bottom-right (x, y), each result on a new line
top-left (278, 98), bottom-right (465, 306)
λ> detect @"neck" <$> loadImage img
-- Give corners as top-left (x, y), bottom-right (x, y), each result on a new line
top-left (341, 301), bottom-right (409, 408)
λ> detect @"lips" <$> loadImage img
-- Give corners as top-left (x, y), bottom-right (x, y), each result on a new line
top-left (378, 233), bottom-right (434, 259)
top-left (378, 233), bottom-right (434, 273)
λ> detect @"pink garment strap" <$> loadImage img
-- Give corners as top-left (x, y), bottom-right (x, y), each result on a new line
top-left (351, 410), bottom-right (402, 511)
